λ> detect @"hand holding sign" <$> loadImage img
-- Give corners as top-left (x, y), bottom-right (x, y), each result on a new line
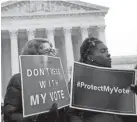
top-left (130, 85), bottom-right (137, 94)
top-left (48, 103), bottom-right (59, 120)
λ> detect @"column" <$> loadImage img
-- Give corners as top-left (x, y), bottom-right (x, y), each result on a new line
top-left (46, 28), bottom-right (55, 48)
top-left (10, 30), bottom-right (19, 75)
top-left (81, 26), bottom-right (89, 42)
top-left (97, 26), bottom-right (106, 44)
top-left (89, 26), bottom-right (98, 38)
top-left (27, 29), bottom-right (35, 41)
top-left (63, 27), bottom-right (74, 78)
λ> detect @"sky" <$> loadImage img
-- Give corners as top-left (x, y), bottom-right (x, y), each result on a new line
top-left (82, 0), bottom-right (137, 56)
top-left (0, 0), bottom-right (137, 56)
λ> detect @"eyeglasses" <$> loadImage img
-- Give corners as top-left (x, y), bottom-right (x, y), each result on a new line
top-left (39, 48), bottom-right (56, 56)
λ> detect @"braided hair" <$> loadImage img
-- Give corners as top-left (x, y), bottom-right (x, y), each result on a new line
top-left (79, 37), bottom-right (102, 63)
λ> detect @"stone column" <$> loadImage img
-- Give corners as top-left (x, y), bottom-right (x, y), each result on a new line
top-left (10, 30), bottom-right (19, 75)
top-left (27, 29), bottom-right (35, 41)
top-left (97, 26), bottom-right (106, 44)
top-left (81, 26), bottom-right (89, 42)
top-left (63, 27), bottom-right (74, 78)
top-left (89, 26), bottom-right (98, 38)
top-left (46, 28), bottom-right (55, 48)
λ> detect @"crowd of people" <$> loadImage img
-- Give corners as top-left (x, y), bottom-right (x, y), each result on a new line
top-left (3, 37), bottom-right (137, 122)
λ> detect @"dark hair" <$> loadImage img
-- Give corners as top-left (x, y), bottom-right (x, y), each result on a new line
top-left (21, 38), bottom-right (57, 55)
top-left (80, 37), bottom-right (102, 63)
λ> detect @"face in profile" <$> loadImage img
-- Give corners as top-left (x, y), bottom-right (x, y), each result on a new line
top-left (88, 42), bottom-right (111, 68)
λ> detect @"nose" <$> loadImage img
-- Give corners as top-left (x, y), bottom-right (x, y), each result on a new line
top-left (107, 52), bottom-right (111, 58)
top-left (108, 53), bottom-right (111, 57)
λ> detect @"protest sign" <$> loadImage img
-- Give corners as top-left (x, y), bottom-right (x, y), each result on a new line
top-left (19, 55), bottom-right (70, 117)
top-left (70, 62), bottom-right (137, 115)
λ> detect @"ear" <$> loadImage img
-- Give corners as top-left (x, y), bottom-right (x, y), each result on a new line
top-left (87, 55), bottom-right (93, 61)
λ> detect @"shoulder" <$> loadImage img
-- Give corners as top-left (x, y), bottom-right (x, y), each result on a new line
top-left (7, 73), bottom-right (21, 90)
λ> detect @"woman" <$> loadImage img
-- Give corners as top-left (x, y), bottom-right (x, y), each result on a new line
top-left (4, 38), bottom-right (65, 122)
top-left (68, 37), bottom-right (136, 122)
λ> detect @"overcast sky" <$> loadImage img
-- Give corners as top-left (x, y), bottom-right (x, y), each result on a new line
top-left (1, 0), bottom-right (137, 56)
top-left (82, 0), bottom-right (137, 56)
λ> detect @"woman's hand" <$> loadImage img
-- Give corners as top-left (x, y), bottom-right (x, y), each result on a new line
top-left (48, 103), bottom-right (58, 118)
top-left (130, 84), bottom-right (137, 94)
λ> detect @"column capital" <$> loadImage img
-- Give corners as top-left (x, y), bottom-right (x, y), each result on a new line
top-left (63, 27), bottom-right (72, 34)
top-left (9, 30), bottom-right (18, 39)
top-left (80, 26), bottom-right (89, 29)
top-left (46, 28), bottom-right (55, 34)
top-left (89, 25), bottom-right (97, 29)
top-left (27, 29), bottom-right (36, 35)
top-left (96, 25), bottom-right (106, 31)
top-left (80, 26), bottom-right (90, 32)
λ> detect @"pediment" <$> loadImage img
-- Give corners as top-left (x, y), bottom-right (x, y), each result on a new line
top-left (1, 0), bottom-right (109, 16)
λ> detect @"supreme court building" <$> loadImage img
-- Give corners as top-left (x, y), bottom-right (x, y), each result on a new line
top-left (1, 0), bottom-right (109, 98)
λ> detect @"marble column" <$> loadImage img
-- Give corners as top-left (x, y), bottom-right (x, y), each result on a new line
top-left (27, 29), bottom-right (35, 41)
top-left (63, 27), bottom-right (74, 78)
top-left (46, 28), bottom-right (55, 48)
top-left (97, 26), bottom-right (106, 44)
top-left (10, 30), bottom-right (19, 75)
top-left (81, 26), bottom-right (89, 42)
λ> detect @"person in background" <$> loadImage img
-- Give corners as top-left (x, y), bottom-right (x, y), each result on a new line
top-left (67, 37), bottom-right (137, 122)
top-left (4, 38), bottom-right (65, 122)
top-left (130, 64), bottom-right (137, 94)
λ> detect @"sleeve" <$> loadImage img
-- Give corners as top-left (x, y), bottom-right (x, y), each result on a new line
top-left (36, 112), bottom-right (58, 122)
top-left (67, 81), bottom-right (83, 122)
top-left (4, 73), bottom-right (22, 119)
top-left (67, 107), bottom-right (83, 122)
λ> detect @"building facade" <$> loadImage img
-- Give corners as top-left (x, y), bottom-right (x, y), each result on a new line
top-left (112, 55), bottom-right (137, 69)
top-left (1, 0), bottom-right (109, 98)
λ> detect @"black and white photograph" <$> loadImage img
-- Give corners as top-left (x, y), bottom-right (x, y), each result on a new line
top-left (70, 62), bottom-right (136, 115)
top-left (1, 0), bottom-right (137, 122)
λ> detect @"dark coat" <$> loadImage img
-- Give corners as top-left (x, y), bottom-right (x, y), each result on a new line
top-left (4, 73), bottom-right (66, 122)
